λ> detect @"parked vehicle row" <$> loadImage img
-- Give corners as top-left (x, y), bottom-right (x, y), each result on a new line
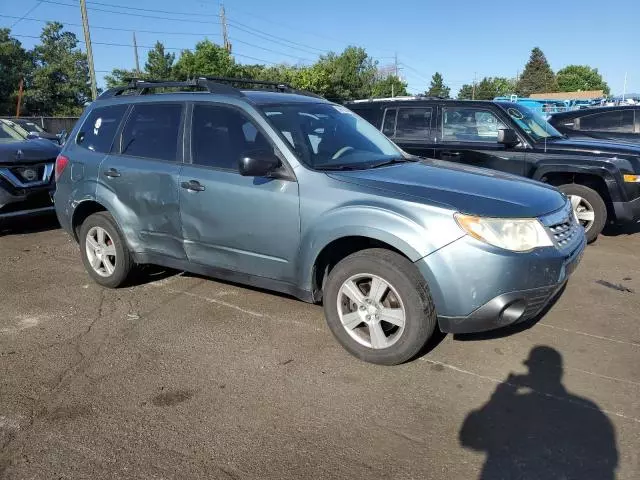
top-left (347, 97), bottom-right (640, 242)
top-left (51, 78), bottom-right (586, 365)
top-left (549, 105), bottom-right (640, 145)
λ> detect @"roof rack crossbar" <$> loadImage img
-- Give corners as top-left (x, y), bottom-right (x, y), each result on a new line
top-left (97, 76), bottom-right (325, 100)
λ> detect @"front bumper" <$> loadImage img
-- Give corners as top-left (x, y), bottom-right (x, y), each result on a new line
top-left (416, 222), bottom-right (586, 334)
top-left (0, 183), bottom-right (55, 219)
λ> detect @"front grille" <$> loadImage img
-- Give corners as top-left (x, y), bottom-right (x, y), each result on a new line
top-left (10, 165), bottom-right (47, 183)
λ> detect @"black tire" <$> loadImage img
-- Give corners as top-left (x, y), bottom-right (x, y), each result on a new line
top-left (557, 184), bottom-right (607, 243)
top-left (79, 212), bottom-right (133, 288)
top-left (323, 248), bottom-right (437, 365)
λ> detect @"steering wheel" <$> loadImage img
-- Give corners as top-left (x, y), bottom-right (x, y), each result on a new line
top-left (332, 146), bottom-right (354, 160)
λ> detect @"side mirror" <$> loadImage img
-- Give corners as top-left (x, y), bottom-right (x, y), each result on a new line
top-left (239, 150), bottom-right (281, 177)
top-left (497, 128), bottom-right (519, 147)
top-left (57, 130), bottom-right (68, 145)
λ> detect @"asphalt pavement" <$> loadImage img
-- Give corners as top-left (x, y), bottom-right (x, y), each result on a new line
top-left (0, 217), bottom-right (638, 479)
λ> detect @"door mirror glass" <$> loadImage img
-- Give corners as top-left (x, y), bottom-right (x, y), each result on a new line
top-left (239, 150), bottom-right (281, 177)
top-left (497, 128), bottom-right (519, 146)
top-left (57, 129), bottom-right (68, 145)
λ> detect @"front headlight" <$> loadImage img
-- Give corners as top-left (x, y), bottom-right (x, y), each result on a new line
top-left (455, 213), bottom-right (553, 252)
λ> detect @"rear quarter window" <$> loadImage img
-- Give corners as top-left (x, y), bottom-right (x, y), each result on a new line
top-left (76, 104), bottom-right (128, 153)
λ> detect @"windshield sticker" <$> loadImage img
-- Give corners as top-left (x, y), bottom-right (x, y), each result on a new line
top-left (93, 117), bottom-right (102, 135)
top-left (508, 108), bottom-right (523, 119)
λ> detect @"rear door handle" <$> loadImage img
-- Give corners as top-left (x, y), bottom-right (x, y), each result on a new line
top-left (104, 168), bottom-right (121, 178)
top-left (181, 180), bottom-right (205, 192)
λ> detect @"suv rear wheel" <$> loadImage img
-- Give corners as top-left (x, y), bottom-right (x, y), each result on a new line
top-left (323, 248), bottom-right (437, 365)
top-left (79, 212), bottom-right (133, 288)
top-left (557, 184), bottom-right (607, 243)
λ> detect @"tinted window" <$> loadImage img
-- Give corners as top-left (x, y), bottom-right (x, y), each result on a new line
top-left (120, 103), bottom-right (182, 161)
top-left (442, 107), bottom-right (507, 142)
top-left (77, 105), bottom-right (127, 153)
top-left (354, 107), bottom-right (381, 127)
top-left (192, 104), bottom-right (272, 171)
top-left (382, 108), bottom-right (397, 136)
top-left (395, 107), bottom-right (432, 140)
top-left (579, 110), bottom-right (634, 133)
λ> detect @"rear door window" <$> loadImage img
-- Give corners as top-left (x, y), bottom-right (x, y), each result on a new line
top-left (395, 107), bottom-right (432, 140)
top-left (119, 103), bottom-right (183, 161)
top-left (382, 108), bottom-right (397, 137)
top-left (579, 110), bottom-right (634, 133)
top-left (76, 104), bottom-right (128, 153)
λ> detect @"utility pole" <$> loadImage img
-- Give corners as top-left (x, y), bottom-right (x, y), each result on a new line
top-left (133, 32), bottom-right (141, 75)
top-left (220, 2), bottom-right (232, 54)
top-left (622, 72), bottom-right (627, 102)
top-left (79, 0), bottom-right (98, 100)
top-left (15, 78), bottom-right (24, 117)
top-left (472, 72), bottom-right (477, 100)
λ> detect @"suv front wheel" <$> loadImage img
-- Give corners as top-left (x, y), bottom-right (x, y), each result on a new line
top-left (79, 212), bottom-right (133, 288)
top-left (323, 248), bottom-right (437, 365)
top-left (557, 184), bottom-right (607, 243)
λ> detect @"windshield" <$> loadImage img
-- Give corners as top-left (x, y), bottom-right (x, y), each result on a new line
top-left (260, 103), bottom-right (404, 170)
top-left (504, 104), bottom-right (563, 141)
top-left (19, 121), bottom-right (45, 133)
top-left (0, 121), bottom-right (25, 143)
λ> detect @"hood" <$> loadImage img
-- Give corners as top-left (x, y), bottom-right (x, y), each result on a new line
top-left (541, 137), bottom-right (640, 156)
top-left (0, 138), bottom-right (60, 165)
top-left (328, 159), bottom-right (566, 218)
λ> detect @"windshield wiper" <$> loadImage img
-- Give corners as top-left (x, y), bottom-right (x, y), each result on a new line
top-left (314, 164), bottom-right (364, 171)
top-left (367, 157), bottom-right (416, 169)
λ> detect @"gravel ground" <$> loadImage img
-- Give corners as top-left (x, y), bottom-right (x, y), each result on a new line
top-left (0, 217), bottom-right (638, 479)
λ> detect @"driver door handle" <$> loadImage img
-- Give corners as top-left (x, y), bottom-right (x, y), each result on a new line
top-left (181, 180), bottom-right (205, 192)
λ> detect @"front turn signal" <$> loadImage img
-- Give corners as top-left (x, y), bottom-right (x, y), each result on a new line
top-left (623, 174), bottom-right (640, 183)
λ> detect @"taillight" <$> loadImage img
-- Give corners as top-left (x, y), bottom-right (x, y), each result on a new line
top-left (55, 154), bottom-right (69, 182)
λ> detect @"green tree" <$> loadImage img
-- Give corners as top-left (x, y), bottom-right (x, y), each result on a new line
top-left (173, 40), bottom-right (237, 80)
top-left (145, 41), bottom-right (175, 79)
top-left (474, 77), bottom-right (517, 100)
top-left (24, 22), bottom-right (90, 115)
top-left (0, 29), bottom-right (32, 115)
top-left (516, 47), bottom-right (557, 96)
top-left (457, 84), bottom-right (474, 99)
top-left (312, 46), bottom-right (378, 101)
top-left (556, 65), bottom-right (609, 94)
top-left (426, 72), bottom-right (450, 98)
top-left (371, 75), bottom-right (408, 97)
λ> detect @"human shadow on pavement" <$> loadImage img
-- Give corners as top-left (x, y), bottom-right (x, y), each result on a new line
top-left (459, 346), bottom-right (618, 480)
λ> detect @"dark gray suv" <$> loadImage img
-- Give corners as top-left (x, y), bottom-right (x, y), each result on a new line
top-left (54, 78), bottom-right (586, 365)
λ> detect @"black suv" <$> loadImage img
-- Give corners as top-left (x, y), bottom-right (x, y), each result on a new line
top-left (0, 119), bottom-right (60, 222)
top-left (347, 98), bottom-right (640, 242)
top-left (549, 105), bottom-right (640, 145)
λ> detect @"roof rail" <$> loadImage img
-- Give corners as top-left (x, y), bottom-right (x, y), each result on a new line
top-left (98, 78), bottom-right (241, 100)
top-left (98, 76), bottom-right (324, 100)
top-left (200, 76), bottom-right (325, 99)
top-left (347, 94), bottom-right (449, 103)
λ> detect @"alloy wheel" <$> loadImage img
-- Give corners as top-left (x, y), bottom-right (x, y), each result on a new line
top-left (336, 273), bottom-right (406, 349)
top-left (85, 226), bottom-right (117, 277)
top-left (569, 195), bottom-right (596, 232)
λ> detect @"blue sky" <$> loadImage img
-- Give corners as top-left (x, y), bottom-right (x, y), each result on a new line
top-left (2, 0), bottom-right (639, 95)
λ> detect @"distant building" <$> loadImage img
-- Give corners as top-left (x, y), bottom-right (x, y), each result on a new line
top-left (530, 90), bottom-right (604, 100)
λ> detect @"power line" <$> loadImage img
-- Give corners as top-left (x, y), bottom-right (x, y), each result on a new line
top-left (37, 0), bottom-right (221, 25)
top-left (83, 0), bottom-right (218, 17)
top-left (10, 1), bottom-right (44, 28)
top-left (11, 33), bottom-right (279, 65)
top-left (227, 18), bottom-right (328, 54)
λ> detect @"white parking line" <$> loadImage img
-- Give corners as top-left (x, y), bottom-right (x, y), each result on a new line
top-left (538, 323), bottom-right (640, 347)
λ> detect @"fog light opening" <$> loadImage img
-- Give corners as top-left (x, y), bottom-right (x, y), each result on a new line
top-left (498, 300), bottom-right (527, 325)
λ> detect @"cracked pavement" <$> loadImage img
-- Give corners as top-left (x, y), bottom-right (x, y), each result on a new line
top-left (0, 217), bottom-right (639, 479)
